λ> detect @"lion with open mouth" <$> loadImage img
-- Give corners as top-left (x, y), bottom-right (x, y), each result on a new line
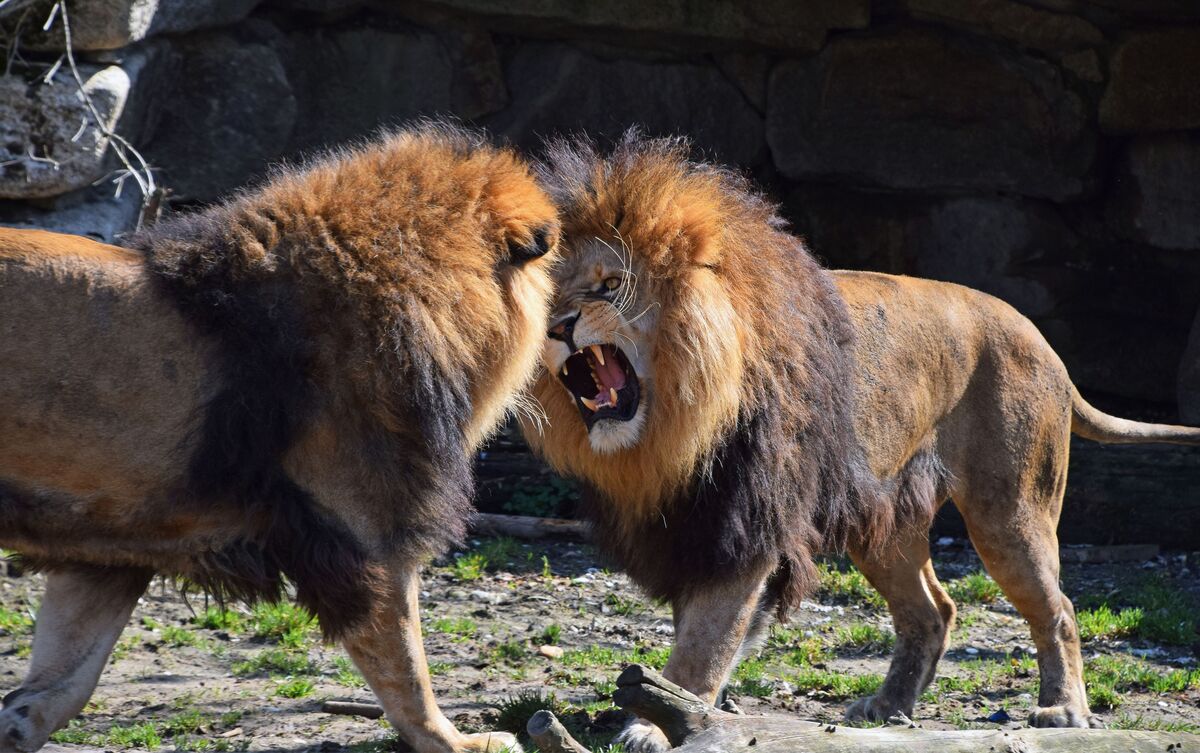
top-left (521, 132), bottom-right (1200, 750)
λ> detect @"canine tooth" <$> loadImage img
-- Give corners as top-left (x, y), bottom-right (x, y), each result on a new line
top-left (561, 364), bottom-right (568, 376)
top-left (580, 396), bottom-right (599, 412)
top-left (590, 344), bottom-right (605, 366)
top-left (609, 387), bottom-right (618, 405)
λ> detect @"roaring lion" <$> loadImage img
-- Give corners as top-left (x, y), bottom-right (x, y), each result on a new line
top-left (521, 133), bottom-right (1200, 747)
top-left (0, 123), bottom-right (559, 753)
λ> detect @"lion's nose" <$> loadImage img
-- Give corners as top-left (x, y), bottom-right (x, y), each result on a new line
top-left (547, 313), bottom-right (579, 343)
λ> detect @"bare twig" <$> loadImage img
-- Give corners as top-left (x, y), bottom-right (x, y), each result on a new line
top-left (321, 701), bottom-right (384, 719)
top-left (47, 0), bottom-right (162, 228)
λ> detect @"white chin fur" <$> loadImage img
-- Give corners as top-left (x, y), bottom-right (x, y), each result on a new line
top-left (587, 405), bottom-right (647, 453)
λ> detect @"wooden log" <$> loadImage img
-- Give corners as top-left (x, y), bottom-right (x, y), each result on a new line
top-left (526, 710), bottom-right (591, 753)
top-left (470, 512), bottom-right (590, 541)
top-left (320, 700), bottom-right (384, 719)
top-left (593, 665), bottom-right (1200, 753)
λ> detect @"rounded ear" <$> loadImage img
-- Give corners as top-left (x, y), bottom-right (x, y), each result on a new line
top-left (507, 224), bottom-right (558, 264)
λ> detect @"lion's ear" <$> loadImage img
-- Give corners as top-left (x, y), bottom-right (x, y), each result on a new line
top-left (679, 204), bottom-right (722, 269)
top-left (507, 224), bottom-right (558, 265)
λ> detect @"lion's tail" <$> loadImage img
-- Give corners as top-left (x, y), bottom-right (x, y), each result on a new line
top-left (1071, 387), bottom-right (1200, 445)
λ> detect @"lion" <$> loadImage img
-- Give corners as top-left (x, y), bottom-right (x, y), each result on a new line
top-left (520, 132), bottom-right (1200, 748)
top-left (0, 122), bottom-right (559, 753)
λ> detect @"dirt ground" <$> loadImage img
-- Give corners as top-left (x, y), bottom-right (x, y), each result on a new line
top-left (0, 535), bottom-right (1196, 752)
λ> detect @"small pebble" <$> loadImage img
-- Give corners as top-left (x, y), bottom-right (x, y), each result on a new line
top-left (538, 645), bottom-right (564, 659)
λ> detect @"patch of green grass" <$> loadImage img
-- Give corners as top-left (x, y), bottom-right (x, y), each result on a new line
top-left (333, 655), bottom-right (367, 688)
top-left (560, 644), bottom-right (671, 671)
top-left (768, 626), bottom-right (829, 667)
top-left (51, 721), bottom-right (95, 745)
top-left (730, 658), bottom-right (775, 698)
top-left (232, 648), bottom-right (317, 677)
top-left (193, 607), bottom-right (245, 632)
top-left (276, 678), bottom-right (316, 698)
top-left (1084, 653), bottom-right (1200, 709)
top-left (429, 661), bottom-right (453, 676)
top-left (604, 593), bottom-right (645, 617)
top-left (163, 710), bottom-right (207, 737)
top-left (476, 537), bottom-right (525, 571)
top-left (829, 623), bottom-right (895, 653)
top-left (816, 560), bottom-right (884, 608)
top-left (248, 602), bottom-right (316, 649)
top-left (161, 624), bottom-right (203, 647)
top-left (106, 722), bottom-right (163, 749)
top-left (490, 639), bottom-right (526, 664)
top-left (1111, 714), bottom-right (1200, 732)
top-left (0, 606), bottom-right (33, 636)
top-left (1078, 605), bottom-right (1144, 641)
top-left (946, 571), bottom-right (1002, 605)
top-left (539, 623), bottom-right (562, 645)
top-left (431, 617), bottom-right (478, 640)
top-left (496, 690), bottom-right (569, 737)
top-left (451, 552), bottom-right (488, 582)
top-left (790, 668), bottom-right (883, 699)
top-left (1076, 575), bottom-right (1198, 645)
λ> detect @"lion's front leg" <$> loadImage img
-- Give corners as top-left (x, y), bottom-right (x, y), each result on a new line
top-left (616, 562), bottom-right (772, 753)
top-left (340, 562), bottom-right (519, 753)
top-left (0, 565), bottom-right (151, 753)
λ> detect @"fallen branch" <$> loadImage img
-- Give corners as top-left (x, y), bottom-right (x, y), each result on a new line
top-left (536, 664), bottom-right (1199, 753)
top-left (470, 513), bottom-right (589, 542)
top-left (320, 701), bottom-right (384, 719)
top-left (526, 710), bottom-right (591, 753)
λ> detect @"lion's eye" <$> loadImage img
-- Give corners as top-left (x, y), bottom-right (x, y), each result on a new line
top-left (602, 276), bottom-right (621, 291)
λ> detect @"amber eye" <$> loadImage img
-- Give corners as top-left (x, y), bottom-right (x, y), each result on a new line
top-left (602, 276), bottom-right (621, 291)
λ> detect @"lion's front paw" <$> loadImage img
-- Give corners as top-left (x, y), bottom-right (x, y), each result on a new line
top-left (613, 718), bottom-right (670, 753)
top-left (845, 694), bottom-right (912, 725)
top-left (1029, 704), bottom-right (1102, 729)
top-left (458, 731), bottom-right (522, 753)
top-left (0, 699), bottom-right (43, 753)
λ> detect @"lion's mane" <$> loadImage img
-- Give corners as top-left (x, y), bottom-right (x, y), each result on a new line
top-left (533, 134), bottom-right (929, 616)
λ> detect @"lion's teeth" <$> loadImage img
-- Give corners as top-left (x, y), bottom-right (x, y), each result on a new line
top-left (590, 344), bottom-right (605, 366)
top-left (580, 396), bottom-right (599, 412)
top-left (561, 363), bottom-right (568, 376)
top-left (609, 387), bottom-right (618, 405)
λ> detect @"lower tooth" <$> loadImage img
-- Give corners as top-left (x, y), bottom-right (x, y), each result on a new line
top-left (580, 397), bottom-right (599, 412)
top-left (609, 387), bottom-right (618, 405)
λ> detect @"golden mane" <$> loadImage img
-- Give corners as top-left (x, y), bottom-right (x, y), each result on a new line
top-left (528, 132), bottom-right (890, 615)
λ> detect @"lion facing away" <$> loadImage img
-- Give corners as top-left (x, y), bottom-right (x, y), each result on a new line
top-left (521, 133), bottom-right (1200, 749)
top-left (0, 123), bottom-right (559, 753)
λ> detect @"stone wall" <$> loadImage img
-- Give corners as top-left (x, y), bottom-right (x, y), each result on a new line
top-left (2, 0), bottom-right (1199, 544)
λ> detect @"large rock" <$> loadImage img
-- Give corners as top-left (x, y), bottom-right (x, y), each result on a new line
top-left (144, 25), bottom-right (295, 203)
top-left (0, 183), bottom-right (144, 242)
top-left (280, 23), bottom-right (497, 154)
top-left (1100, 29), bottom-right (1200, 133)
top-left (785, 189), bottom-right (1066, 318)
top-left (487, 43), bottom-right (764, 166)
top-left (1081, 0), bottom-right (1200, 20)
top-left (1179, 309), bottom-right (1200, 424)
top-left (8, 0), bottom-right (260, 51)
top-left (401, 0), bottom-right (867, 53)
top-left (0, 46), bottom-right (159, 200)
top-left (904, 0), bottom-right (1103, 52)
top-left (1108, 133), bottom-right (1200, 251)
top-left (766, 29), bottom-right (1094, 200)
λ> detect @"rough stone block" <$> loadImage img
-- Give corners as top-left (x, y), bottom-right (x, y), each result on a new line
top-left (144, 26), bottom-right (295, 202)
top-left (10, 0), bottom-right (260, 51)
top-left (0, 46), bottom-right (156, 199)
top-left (1108, 133), bottom-right (1200, 251)
top-left (1100, 28), bottom-right (1200, 132)
top-left (487, 43), bottom-right (764, 166)
top-left (905, 0), bottom-right (1103, 51)
top-left (767, 29), bottom-right (1094, 200)
top-left (403, 0), bottom-right (867, 53)
top-left (0, 183), bottom-right (144, 242)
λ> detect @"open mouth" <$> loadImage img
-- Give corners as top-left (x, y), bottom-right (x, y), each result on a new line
top-left (556, 344), bottom-right (641, 430)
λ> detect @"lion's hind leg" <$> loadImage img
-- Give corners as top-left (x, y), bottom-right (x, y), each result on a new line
top-left (0, 565), bottom-right (150, 753)
top-left (845, 527), bottom-right (955, 724)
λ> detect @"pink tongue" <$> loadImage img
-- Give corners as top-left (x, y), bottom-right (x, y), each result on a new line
top-left (596, 353), bottom-right (627, 391)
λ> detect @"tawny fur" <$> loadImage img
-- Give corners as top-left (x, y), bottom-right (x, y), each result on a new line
top-left (0, 122), bottom-right (558, 753)
top-left (526, 135), bottom-right (1200, 743)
